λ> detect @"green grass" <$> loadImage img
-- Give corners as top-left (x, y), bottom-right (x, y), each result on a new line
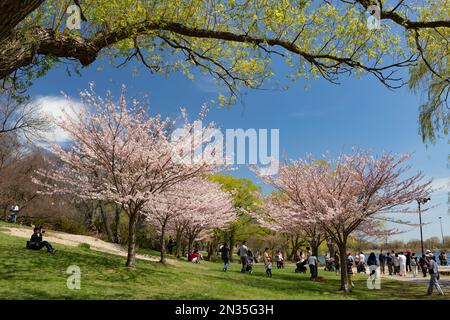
top-left (0, 227), bottom-right (447, 300)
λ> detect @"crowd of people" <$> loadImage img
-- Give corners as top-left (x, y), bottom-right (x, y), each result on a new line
top-left (218, 242), bottom-right (446, 296)
top-left (342, 249), bottom-right (446, 295)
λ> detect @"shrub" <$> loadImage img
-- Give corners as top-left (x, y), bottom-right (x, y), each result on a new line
top-left (78, 242), bottom-right (90, 250)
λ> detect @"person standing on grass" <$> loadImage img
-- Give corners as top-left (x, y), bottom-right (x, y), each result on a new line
top-left (354, 252), bottom-right (360, 271)
top-left (425, 253), bottom-right (444, 296)
top-left (9, 205), bottom-right (19, 224)
top-left (167, 236), bottom-right (174, 254)
top-left (411, 253), bottom-right (418, 278)
top-left (386, 252), bottom-right (394, 275)
top-left (398, 252), bottom-right (407, 277)
top-left (334, 251), bottom-right (340, 276)
top-left (263, 247), bottom-right (272, 278)
top-left (237, 241), bottom-right (249, 273)
top-left (419, 254), bottom-right (428, 277)
top-left (393, 253), bottom-right (400, 275)
top-left (439, 251), bottom-right (448, 266)
top-left (405, 251), bottom-right (412, 272)
top-left (378, 250), bottom-right (386, 275)
top-left (276, 250), bottom-right (284, 269)
top-left (220, 242), bottom-right (231, 272)
top-left (367, 252), bottom-right (378, 288)
top-left (346, 252), bottom-right (355, 289)
top-left (308, 251), bottom-right (318, 281)
top-left (358, 251), bottom-right (366, 273)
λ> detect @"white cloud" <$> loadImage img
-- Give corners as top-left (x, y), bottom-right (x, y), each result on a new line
top-left (431, 177), bottom-right (450, 197)
top-left (33, 95), bottom-right (83, 147)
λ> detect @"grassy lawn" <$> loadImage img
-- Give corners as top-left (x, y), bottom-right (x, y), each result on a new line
top-left (0, 227), bottom-right (447, 300)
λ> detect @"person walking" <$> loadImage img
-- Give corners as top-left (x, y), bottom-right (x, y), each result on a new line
top-left (358, 251), bottom-right (366, 273)
top-left (237, 241), bottom-right (249, 273)
top-left (419, 254), bottom-right (428, 277)
top-left (263, 247), bottom-right (272, 277)
top-left (405, 251), bottom-right (412, 272)
top-left (411, 253), bottom-right (418, 278)
top-left (334, 251), bottom-right (340, 276)
top-left (346, 252), bottom-right (355, 289)
top-left (378, 250), bottom-right (386, 275)
top-left (398, 252), bottom-right (407, 277)
top-left (275, 250), bottom-right (284, 269)
top-left (386, 252), bottom-right (394, 275)
top-left (367, 252), bottom-right (378, 268)
top-left (166, 236), bottom-right (175, 254)
top-left (425, 253), bottom-right (444, 296)
top-left (278, 251), bottom-right (284, 269)
top-left (220, 242), bottom-right (231, 272)
top-left (367, 252), bottom-right (378, 288)
top-left (9, 205), bottom-right (19, 224)
top-left (439, 251), bottom-right (448, 266)
top-left (393, 253), bottom-right (400, 275)
top-left (308, 251), bottom-right (318, 281)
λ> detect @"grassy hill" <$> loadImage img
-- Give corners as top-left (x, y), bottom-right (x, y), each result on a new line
top-left (0, 224), bottom-right (447, 300)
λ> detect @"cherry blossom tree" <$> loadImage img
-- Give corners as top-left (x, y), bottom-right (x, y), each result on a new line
top-left (253, 192), bottom-right (326, 258)
top-left (34, 84), bottom-right (224, 267)
top-left (254, 150), bottom-right (432, 292)
top-left (145, 177), bottom-right (235, 263)
top-left (167, 178), bottom-right (236, 256)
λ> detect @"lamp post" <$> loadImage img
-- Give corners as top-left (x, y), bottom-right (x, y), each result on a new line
top-left (438, 217), bottom-right (444, 246)
top-left (417, 197), bottom-right (431, 256)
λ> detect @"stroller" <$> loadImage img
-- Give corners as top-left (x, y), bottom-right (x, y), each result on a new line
top-left (324, 257), bottom-right (336, 271)
top-left (357, 262), bottom-right (366, 273)
top-left (245, 257), bottom-right (254, 274)
top-left (295, 260), bottom-right (307, 273)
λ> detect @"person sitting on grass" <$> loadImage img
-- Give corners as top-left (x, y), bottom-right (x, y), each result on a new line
top-left (189, 249), bottom-right (203, 263)
top-left (27, 227), bottom-right (57, 254)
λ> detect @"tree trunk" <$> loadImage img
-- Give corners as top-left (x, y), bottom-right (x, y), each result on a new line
top-left (311, 240), bottom-right (320, 257)
top-left (338, 242), bottom-right (349, 292)
top-left (206, 241), bottom-right (213, 261)
top-left (125, 212), bottom-right (138, 268)
top-left (288, 236), bottom-right (296, 261)
top-left (99, 203), bottom-right (114, 243)
top-left (228, 230), bottom-right (235, 262)
top-left (187, 236), bottom-right (194, 255)
top-left (175, 226), bottom-right (184, 258)
top-left (182, 240), bottom-right (187, 257)
top-left (88, 202), bottom-right (97, 231)
top-left (327, 239), bottom-right (336, 257)
top-left (160, 224), bottom-right (166, 264)
top-left (0, 0), bottom-right (44, 41)
top-left (114, 204), bottom-right (121, 244)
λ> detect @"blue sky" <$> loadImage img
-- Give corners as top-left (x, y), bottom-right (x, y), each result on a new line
top-left (29, 57), bottom-right (449, 243)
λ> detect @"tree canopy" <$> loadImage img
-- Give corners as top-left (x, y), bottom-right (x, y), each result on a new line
top-left (0, 0), bottom-right (448, 139)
